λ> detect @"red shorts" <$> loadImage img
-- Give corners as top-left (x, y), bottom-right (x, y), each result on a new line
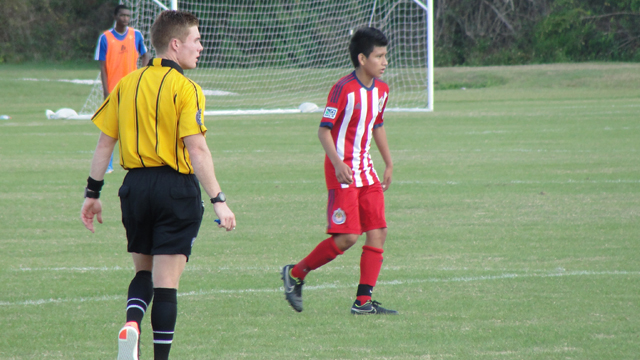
top-left (326, 183), bottom-right (386, 235)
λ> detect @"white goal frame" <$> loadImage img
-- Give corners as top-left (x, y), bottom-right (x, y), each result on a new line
top-left (77, 0), bottom-right (433, 118)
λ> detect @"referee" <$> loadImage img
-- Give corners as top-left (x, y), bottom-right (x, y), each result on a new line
top-left (80, 10), bottom-right (235, 360)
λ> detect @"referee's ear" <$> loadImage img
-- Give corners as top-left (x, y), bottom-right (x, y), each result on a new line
top-left (169, 38), bottom-right (180, 53)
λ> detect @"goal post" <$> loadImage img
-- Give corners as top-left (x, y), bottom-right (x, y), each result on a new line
top-left (80, 0), bottom-right (434, 116)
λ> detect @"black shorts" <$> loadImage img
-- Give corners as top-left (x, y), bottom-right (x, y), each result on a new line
top-left (118, 167), bottom-right (204, 259)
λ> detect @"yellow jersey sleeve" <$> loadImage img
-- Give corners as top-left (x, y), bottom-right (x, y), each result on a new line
top-left (178, 80), bottom-right (207, 138)
top-left (91, 85), bottom-right (121, 139)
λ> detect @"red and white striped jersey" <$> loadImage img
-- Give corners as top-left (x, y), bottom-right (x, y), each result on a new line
top-left (320, 71), bottom-right (389, 189)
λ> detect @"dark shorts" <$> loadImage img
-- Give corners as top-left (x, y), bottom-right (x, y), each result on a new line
top-left (119, 167), bottom-right (204, 259)
top-left (326, 183), bottom-right (386, 235)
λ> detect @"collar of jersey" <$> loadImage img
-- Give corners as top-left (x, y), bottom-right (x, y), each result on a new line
top-left (351, 70), bottom-right (375, 91)
top-left (149, 58), bottom-right (184, 75)
top-left (110, 27), bottom-right (129, 40)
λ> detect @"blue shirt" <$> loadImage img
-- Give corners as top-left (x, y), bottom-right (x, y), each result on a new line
top-left (94, 27), bottom-right (147, 61)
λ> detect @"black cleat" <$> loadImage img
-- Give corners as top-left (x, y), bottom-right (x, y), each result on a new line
top-left (351, 300), bottom-right (398, 315)
top-left (281, 264), bottom-right (304, 312)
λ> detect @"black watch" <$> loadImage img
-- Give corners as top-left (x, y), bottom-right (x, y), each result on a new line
top-left (210, 192), bottom-right (226, 204)
top-left (84, 187), bottom-right (100, 199)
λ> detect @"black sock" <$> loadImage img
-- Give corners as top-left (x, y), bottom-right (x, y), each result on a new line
top-left (356, 284), bottom-right (374, 304)
top-left (126, 270), bottom-right (154, 330)
top-left (151, 288), bottom-right (177, 360)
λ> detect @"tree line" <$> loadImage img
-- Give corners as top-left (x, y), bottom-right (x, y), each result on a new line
top-left (436, 0), bottom-right (640, 64)
top-left (1, 0), bottom-right (639, 65)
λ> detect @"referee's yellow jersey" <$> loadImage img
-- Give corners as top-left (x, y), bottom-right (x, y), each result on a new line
top-left (92, 58), bottom-right (207, 174)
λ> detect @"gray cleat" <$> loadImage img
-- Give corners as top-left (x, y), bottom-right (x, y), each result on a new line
top-left (281, 264), bottom-right (304, 312)
top-left (351, 300), bottom-right (399, 315)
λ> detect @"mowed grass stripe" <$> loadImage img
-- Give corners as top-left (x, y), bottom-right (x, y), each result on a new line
top-left (2, 270), bottom-right (637, 307)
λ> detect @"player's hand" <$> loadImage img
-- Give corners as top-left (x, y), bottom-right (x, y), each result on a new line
top-left (335, 162), bottom-right (353, 185)
top-left (381, 166), bottom-right (393, 192)
top-left (213, 202), bottom-right (236, 231)
top-left (81, 198), bottom-right (103, 233)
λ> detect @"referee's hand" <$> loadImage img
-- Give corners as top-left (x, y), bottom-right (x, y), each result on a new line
top-left (81, 198), bottom-right (103, 233)
top-left (213, 202), bottom-right (236, 231)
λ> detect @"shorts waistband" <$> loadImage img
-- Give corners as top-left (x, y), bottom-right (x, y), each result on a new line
top-left (128, 166), bottom-right (193, 176)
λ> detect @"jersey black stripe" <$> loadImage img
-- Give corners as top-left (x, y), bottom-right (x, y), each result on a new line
top-left (175, 116), bottom-right (180, 173)
top-left (186, 79), bottom-right (201, 110)
top-left (186, 79), bottom-right (204, 131)
top-left (181, 79), bottom-right (200, 174)
top-left (117, 115), bottom-right (123, 169)
top-left (155, 68), bottom-right (173, 157)
top-left (134, 67), bottom-right (151, 168)
top-left (91, 98), bottom-right (110, 121)
top-left (182, 141), bottom-right (192, 174)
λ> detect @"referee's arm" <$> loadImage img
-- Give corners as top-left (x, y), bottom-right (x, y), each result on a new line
top-left (183, 133), bottom-right (236, 231)
top-left (90, 132), bottom-right (117, 180)
top-left (81, 132), bottom-right (117, 233)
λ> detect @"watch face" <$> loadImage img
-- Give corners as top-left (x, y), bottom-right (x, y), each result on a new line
top-left (212, 192), bottom-right (226, 203)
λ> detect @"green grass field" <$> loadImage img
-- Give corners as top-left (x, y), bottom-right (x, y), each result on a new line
top-left (0, 62), bottom-right (639, 359)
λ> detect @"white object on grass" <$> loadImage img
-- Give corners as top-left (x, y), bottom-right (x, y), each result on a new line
top-left (298, 102), bottom-right (319, 113)
top-left (45, 108), bottom-right (90, 120)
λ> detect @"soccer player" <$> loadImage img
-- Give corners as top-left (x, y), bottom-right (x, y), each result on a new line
top-left (94, 4), bottom-right (150, 173)
top-left (81, 10), bottom-right (236, 360)
top-left (281, 27), bottom-right (397, 315)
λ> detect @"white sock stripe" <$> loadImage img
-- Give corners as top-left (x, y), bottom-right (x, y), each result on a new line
top-left (127, 298), bottom-right (148, 307)
top-left (153, 330), bottom-right (175, 334)
top-left (126, 305), bottom-right (146, 313)
top-left (153, 340), bottom-right (173, 344)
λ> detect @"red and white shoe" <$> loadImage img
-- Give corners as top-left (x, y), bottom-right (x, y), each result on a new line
top-left (117, 321), bottom-right (140, 360)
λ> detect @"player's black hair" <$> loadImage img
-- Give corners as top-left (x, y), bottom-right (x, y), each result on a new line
top-left (114, 4), bottom-right (130, 16)
top-left (349, 27), bottom-right (388, 68)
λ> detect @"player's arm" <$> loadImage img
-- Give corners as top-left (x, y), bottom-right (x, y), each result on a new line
top-left (183, 133), bottom-right (236, 231)
top-left (95, 35), bottom-right (109, 99)
top-left (136, 31), bottom-right (151, 67)
top-left (81, 131), bottom-right (118, 233)
top-left (140, 52), bottom-right (151, 67)
top-left (318, 126), bottom-right (353, 185)
top-left (372, 125), bottom-right (393, 191)
top-left (99, 61), bottom-right (109, 99)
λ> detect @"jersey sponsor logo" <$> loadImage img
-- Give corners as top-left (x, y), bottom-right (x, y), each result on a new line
top-left (332, 208), bottom-right (346, 225)
top-left (324, 106), bottom-right (338, 119)
top-left (195, 109), bottom-right (202, 126)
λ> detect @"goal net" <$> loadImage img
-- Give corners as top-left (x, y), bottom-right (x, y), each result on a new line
top-left (80, 0), bottom-right (433, 116)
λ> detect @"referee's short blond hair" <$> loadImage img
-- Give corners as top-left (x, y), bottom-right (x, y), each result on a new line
top-left (151, 10), bottom-right (199, 55)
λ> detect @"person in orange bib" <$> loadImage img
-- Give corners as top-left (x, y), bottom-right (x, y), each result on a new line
top-left (94, 4), bottom-right (150, 173)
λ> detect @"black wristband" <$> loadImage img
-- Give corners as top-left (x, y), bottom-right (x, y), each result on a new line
top-left (84, 188), bottom-right (100, 199)
top-left (87, 177), bottom-right (104, 192)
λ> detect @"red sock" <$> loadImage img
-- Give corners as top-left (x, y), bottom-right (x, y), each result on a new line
top-left (292, 237), bottom-right (343, 280)
top-left (357, 245), bottom-right (384, 303)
